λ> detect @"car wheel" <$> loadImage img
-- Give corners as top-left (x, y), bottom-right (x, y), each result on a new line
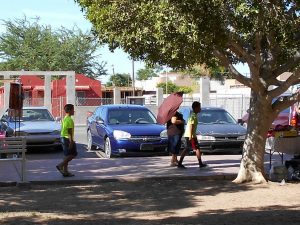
top-left (87, 130), bottom-right (96, 151)
top-left (55, 145), bottom-right (63, 151)
top-left (104, 137), bottom-right (112, 159)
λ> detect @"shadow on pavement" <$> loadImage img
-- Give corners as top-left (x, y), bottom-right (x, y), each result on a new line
top-left (0, 180), bottom-right (299, 225)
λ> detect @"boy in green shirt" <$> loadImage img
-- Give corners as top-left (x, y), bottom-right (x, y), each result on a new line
top-left (178, 101), bottom-right (207, 169)
top-left (56, 104), bottom-right (77, 177)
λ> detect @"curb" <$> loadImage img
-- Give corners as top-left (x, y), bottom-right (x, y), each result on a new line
top-left (0, 174), bottom-right (237, 187)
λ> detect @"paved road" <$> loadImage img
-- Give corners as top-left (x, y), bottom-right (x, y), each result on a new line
top-left (25, 126), bottom-right (242, 160)
top-left (26, 126), bottom-right (102, 160)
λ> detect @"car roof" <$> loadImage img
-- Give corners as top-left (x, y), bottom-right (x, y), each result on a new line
top-left (100, 104), bottom-right (147, 110)
top-left (179, 106), bottom-right (226, 111)
top-left (22, 106), bottom-right (48, 110)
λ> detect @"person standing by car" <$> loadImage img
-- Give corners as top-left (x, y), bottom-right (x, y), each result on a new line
top-left (177, 101), bottom-right (207, 169)
top-left (167, 111), bottom-right (185, 166)
top-left (56, 104), bottom-right (77, 177)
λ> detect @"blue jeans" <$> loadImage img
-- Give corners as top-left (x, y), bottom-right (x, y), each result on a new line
top-left (167, 134), bottom-right (182, 154)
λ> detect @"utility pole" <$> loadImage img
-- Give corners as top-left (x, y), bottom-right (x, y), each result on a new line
top-left (132, 60), bottom-right (135, 96)
top-left (165, 68), bottom-right (168, 94)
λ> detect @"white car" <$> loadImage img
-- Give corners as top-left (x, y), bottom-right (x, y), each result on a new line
top-left (0, 107), bottom-right (62, 150)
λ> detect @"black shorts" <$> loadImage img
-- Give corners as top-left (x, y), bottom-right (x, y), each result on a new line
top-left (184, 138), bottom-right (200, 151)
top-left (61, 137), bottom-right (78, 157)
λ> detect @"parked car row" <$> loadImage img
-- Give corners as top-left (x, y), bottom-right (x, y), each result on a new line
top-left (86, 104), bottom-right (247, 157)
top-left (0, 104), bottom-right (249, 157)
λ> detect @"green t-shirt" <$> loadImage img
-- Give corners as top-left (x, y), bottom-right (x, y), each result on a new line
top-left (61, 115), bottom-right (74, 139)
top-left (183, 112), bottom-right (198, 138)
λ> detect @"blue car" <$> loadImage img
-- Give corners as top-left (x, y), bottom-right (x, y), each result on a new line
top-left (179, 106), bottom-right (247, 154)
top-left (87, 105), bottom-right (168, 158)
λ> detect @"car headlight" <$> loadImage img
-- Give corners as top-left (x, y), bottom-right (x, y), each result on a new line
top-left (14, 131), bottom-right (28, 136)
top-left (237, 135), bottom-right (246, 140)
top-left (160, 130), bottom-right (168, 138)
top-left (197, 135), bottom-right (216, 141)
top-left (113, 130), bottom-right (131, 140)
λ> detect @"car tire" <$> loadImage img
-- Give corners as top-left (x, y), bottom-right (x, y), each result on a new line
top-left (87, 130), bottom-right (96, 151)
top-left (55, 145), bottom-right (63, 151)
top-left (104, 137), bottom-right (112, 159)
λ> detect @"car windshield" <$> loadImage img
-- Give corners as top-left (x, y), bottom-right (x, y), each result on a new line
top-left (198, 110), bottom-right (237, 124)
top-left (8, 109), bottom-right (54, 122)
top-left (108, 109), bottom-right (156, 124)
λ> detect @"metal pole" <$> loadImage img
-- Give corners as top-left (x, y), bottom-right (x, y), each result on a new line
top-left (132, 60), bottom-right (135, 96)
top-left (165, 69), bottom-right (168, 94)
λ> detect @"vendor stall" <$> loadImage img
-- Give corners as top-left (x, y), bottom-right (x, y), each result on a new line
top-left (265, 135), bottom-right (300, 168)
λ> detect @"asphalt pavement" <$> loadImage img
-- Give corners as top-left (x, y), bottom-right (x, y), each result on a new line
top-left (0, 126), bottom-right (293, 186)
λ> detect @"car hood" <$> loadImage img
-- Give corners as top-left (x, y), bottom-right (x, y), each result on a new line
top-left (109, 124), bottom-right (166, 136)
top-left (197, 124), bottom-right (246, 136)
top-left (8, 121), bottom-right (61, 132)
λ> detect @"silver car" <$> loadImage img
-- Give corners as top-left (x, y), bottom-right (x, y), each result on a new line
top-left (0, 107), bottom-right (62, 150)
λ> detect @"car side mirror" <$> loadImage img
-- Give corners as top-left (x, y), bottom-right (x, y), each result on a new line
top-left (96, 117), bottom-right (104, 124)
top-left (237, 119), bottom-right (243, 124)
top-left (55, 117), bottom-right (61, 122)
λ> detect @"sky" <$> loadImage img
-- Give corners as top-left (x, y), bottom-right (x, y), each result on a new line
top-left (0, 0), bottom-right (249, 82)
top-left (0, 0), bottom-right (145, 83)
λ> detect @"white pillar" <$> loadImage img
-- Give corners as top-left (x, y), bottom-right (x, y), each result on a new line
top-left (156, 87), bottom-right (164, 106)
top-left (199, 76), bottom-right (210, 106)
top-left (114, 87), bottom-right (121, 104)
top-left (66, 72), bottom-right (76, 105)
top-left (4, 75), bottom-right (10, 110)
top-left (44, 75), bottom-right (52, 112)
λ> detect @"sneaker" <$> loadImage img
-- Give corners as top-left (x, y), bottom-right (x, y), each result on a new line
top-left (177, 164), bottom-right (186, 169)
top-left (56, 165), bottom-right (64, 175)
top-left (63, 172), bottom-right (75, 177)
top-left (199, 163), bottom-right (208, 168)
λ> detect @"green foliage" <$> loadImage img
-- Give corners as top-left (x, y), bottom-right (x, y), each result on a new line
top-left (0, 17), bottom-right (107, 79)
top-left (157, 81), bottom-right (192, 94)
top-left (136, 66), bottom-right (157, 80)
top-left (76, 0), bottom-right (299, 84)
top-left (106, 73), bottom-right (132, 87)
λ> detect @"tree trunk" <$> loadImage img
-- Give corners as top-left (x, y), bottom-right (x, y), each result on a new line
top-left (233, 92), bottom-right (274, 184)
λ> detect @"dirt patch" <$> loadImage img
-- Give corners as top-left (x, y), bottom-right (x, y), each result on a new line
top-left (0, 179), bottom-right (299, 225)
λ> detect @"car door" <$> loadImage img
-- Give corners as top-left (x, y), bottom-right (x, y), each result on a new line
top-left (94, 107), bottom-right (108, 150)
top-left (89, 107), bottom-right (103, 146)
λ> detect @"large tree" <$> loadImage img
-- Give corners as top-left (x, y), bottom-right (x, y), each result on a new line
top-left (106, 73), bottom-right (132, 87)
top-left (76, 0), bottom-right (300, 183)
top-left (136, 65), bottom-right (160, 81)
top-left (0, 17), bottom-right (107, 79)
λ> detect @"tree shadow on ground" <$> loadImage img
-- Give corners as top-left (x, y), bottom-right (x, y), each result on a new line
top-left (1, 179), bottom-right (298, 225)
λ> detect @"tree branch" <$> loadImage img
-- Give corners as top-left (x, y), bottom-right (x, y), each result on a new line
top-left (254, 32), bottom-right (263, 68)
top-left (272, 51), bottom-right (300, 77)
top-left (213, 49), bottom-right (253, 89)
top-left (268, 68), bottom-right (300, 98)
